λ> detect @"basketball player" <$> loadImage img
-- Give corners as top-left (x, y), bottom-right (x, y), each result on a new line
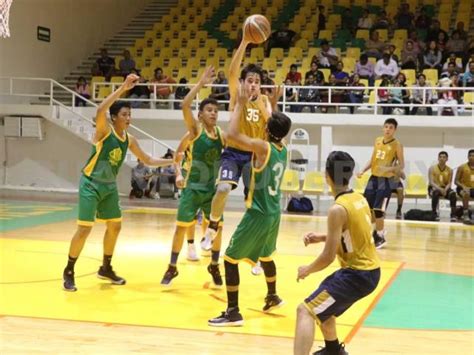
top-left (454, 149), bottom-right (474, 224)
top-left (428, 151), bottom-right (457, 222)
top-left (63, 74), bottom-right (173, 292)
top-left (208, 84), bottom-right (291, 326)
top-left (294, 151), bottom-right (380, 355)
top-left (357, 118), bottom-right (404, 249)
top-left (160, 66), bottom-right (225, 286)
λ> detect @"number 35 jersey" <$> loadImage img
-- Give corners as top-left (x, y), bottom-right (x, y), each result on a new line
top-left (370, 136), bottom-right (401, 178)
top-left (227, 95), bottom-right (269, 152)
top-left (246, 142), bottom-right (287, 215)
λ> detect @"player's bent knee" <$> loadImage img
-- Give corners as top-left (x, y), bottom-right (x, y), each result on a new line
top-left (216, 183), bottom-right (232, 195)
top-left (374, 209), bottom-right (385, 219)
top-left (76, 225), bottom-right (92, 238)
top-left (106, 221), bottom-right (122, 233)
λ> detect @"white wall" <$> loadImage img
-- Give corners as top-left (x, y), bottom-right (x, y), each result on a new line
top-left (0, 0), bottom-right (152, 79)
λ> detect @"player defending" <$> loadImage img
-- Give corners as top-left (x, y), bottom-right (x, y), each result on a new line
top-left (160, 66), bottom-right (225, 286)
top-left (294, 151), bottom-right (381, 355)
top-left (208, 84), bottom-right (292, 326)
top-left (428, 151), bottom-right (457, 222)
top-left (63, 74), bottom-right (173, 291)
top-left (454, 149), bottom-right (474, 224)
top-left (357, 118), bottom-right (404, 249)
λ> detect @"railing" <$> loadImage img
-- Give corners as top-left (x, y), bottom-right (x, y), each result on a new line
top-left (92, 81), bottom-right (474, 116)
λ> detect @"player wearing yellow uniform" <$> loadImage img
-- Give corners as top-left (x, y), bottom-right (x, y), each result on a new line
top-left (428, 151), bottom-right (457, 222)
top-left (294, 151), bottom-right (380, 355)
top-left (454, 149), bottom-right (474, 224)
top-left (358, 118), bottom-right (404, 249)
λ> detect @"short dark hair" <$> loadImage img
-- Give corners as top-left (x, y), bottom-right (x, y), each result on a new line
top-left (290, 64), bottom-right (297, 70)
top-left (240, 63), bottom-right (263, 82)
top-left (199, 97), bottom-right (218, 111)
top-left (154, 67), bottom-right (163, 74)
top-left (109, 101), bottom-right (131, 117)
top-left (438, 151), bottom-right (448, 158)
top-left (417, 73), bottom-right (426, 80)
top-left (469, 149), bottom-right (474, 156)
top-left (267, 111), bottom-right (292, 143)
top-left (325, 151), bottom-right (355, 187)
top-left (384, 118), bottom-right (398, 128)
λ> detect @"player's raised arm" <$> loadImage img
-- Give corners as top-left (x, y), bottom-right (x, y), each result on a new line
top-left (94, 74), bottom-right (138, 141)
top-left (229, 39), bottom-right (250, 105)
top-left (128, 135), bottom-right (173, 168)
top-left (182, 66), bottom-right (216, 138)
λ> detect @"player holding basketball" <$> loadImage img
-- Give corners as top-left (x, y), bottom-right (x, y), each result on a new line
top-left (357, 118), bottom-right (405, 249)
top-left (63, 74), bottom-right (173, 292)
top-left (294, 151), bottom-right (381, 355)
top-left (208, 83), bottom-right (291, 326)
top-left (160, 66), bottom-right (225, 286)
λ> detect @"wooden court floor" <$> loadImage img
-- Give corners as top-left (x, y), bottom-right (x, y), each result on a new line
top-left (0, 200), bottom-right (473, 354)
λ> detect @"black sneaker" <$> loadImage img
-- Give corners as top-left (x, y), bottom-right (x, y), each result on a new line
top-left (373, 230), bottom-right (387, 250)
top-left (450, 215), bottom-right (457, 222)
top-left (160, 265), bottom-right (178, 286)
top-left (434, 213), bottom-right (440, 222)
top-left (396, 210), bottom-right (402, 220)
top-left (313, 342), bottom-right (349, 355)
top-left (263, 294), bottom-right (285, 313)
top-left (97, 266), bottom-right (126, 285)
top-left (63, 268), bottom-right (77, 292)
top-left (207, 264), bottom-right (223, 286)
top-left (208, 307), bottom-right (244, 327)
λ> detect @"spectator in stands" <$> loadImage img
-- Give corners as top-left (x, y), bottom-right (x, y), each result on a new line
top-left (442, 53), bottom-right (463, 73)
top-left (128, 69), bottom-right (150, 108)
top-left (91, 62), bottom-right (102, 77)
top-left (406, 30), bottom-right (425, 54)
top-left (210, 70), bottom-right (230, 109)
top-left (372, 10), bottom-right (391, 30)
top-left (423, 41), bottom-right (442, 73)
top-left (305, 61), bottom-right (324, 81)
top-left (347, 74), bottom-right (365, 114)
top-left (284, 78), bottom-right (298, 113)
top-left (286, 64), bottom-right (302, 85)
top-left (446, 31), bottom-right (467, 58)
top-left (454, 21), bottom-right (468, 41)
top-left (437, 32), bottom-right (448, 59)
top-left (415, 6), bottom-right (431, 30)
top-left (465, 53), bottom-right (474, 72)
top-left (149, 67), bottom-right (176, 103)
top-left (463, 62), bottom-right (474, 87)
top-left (341, 8), bottom-right (354, 33)
top-left (261, 69), bottom-right (275, 96)
top-left (355, 53), bottom-right (375, 85)
top-left (297, 73), bottom-right (318, 113)
top-left (357, 9), bottom-right (373, 30)
top-left (96, 48), bottom-right (115, 80)
top-left (174, 77), bottom-right (190, 110)
top-left (333, 61), bottom-right (349, 85)
top-left (396, 73), bottom-right (410, 114)
top-left (394, 3), bottom-right (414, 30)
top-left (375, 52), bottom-right (400, 79)
top-left (74, 76), bottom-right (90, 107)
top-left (119, 50), bottom-right (135, 76)
top-left (437, 76), bottom-right (458, 116)
top-left (317, 6), bottom-right (326, 35)
top-left (317, 40), bottom-right (339, 72)
top-left (130, 159), bottom-right (154, 199)
top-left (388, 44), bottom-right (399, 63)
top-left (265, 24), bottom-right (297, 56)
top-left (426, 20), bottom-right (448, 43)
top-left (378, 77), bottom-right (391, 114)
top-left (388, 79), bottom-right (405, 114)
top-left (328, 73), bottom-right (346, 112)
top-left (365, 30), bottom-right (386, 60)
top-left (410, 73), bottom-right (433, 115)
top-left (442, 62), bottom-right (461, 79)
top-left (401, 40), bottom-right (419, 70)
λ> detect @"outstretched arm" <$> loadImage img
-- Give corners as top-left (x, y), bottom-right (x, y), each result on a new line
top-left (229, 38), bottom-right (250, 108)
top-left (94, 74), bottom-right (138, 142)
top-left (174, 132), bottom-right (191, 188)
top-left (129, 135), bottom-right (173, 167)
top-left (182, 66), bottom-right (216, 139)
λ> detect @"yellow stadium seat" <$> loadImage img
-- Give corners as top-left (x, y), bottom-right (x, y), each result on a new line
top-left (320, 68), bottom-right (331, 82)
top-left (368, 90), bottom-right (376, 105)
top-left (377, 29), bottom-right (388, 42)
top-left (262, 57), bottom-right (278, 72)
top-left (282, 57), bottom-right (298, 72)
top-left (423, 69), bottom-right (438, 85)
top-left (206, 39), bottom-right (218, 50)
top-left (144, 30), bottom-right (157, 42)
top-left (195, 47), bottom-right (209, 60)
top-left (110, 76), bottom-right (124, 84)
top-left (295, 38), bottom-right (309, 50)
top-left (213, 47), bottom-right (228, 61)
top-left (220, 22), bottom-right (232, 32)
top-left (250, 47), bottom-right (265, 61)
top-left (303, 172), bottom-right (326, 195)
top-left (352, 173), bottom-right (369, 194)
top-left (307, 47), bottom-right (321, 60)
top-left (319, 30), bottom-right (333, 41)
top-left (167, 58), bottom-right (182, 71)
top-left (301, 30), bottom-right (314, 41)
top-left (153, 22), bottom-right (165, 32)
top-left (177, 67), bottom-right (191, 81)
top-left (393, 29), bottom-right (407, 41)
top-left (178, 47), bottom-right (191, 59)
top-left (187, 57), bottom-right (201, 70)
top-left (353, 0), bottom-right (366, 5)
top-left (159, 47), bottom-right (173, 59)
top-left (140, 67), bottom-right (153, 80)
top-left (405, 174), bottom-right (428, 201)
top-left (356, 29), bottom-right (370, 41)
top-left (346, 47), bottom-right (361, 59)
top-left (401, 69), bottom-right (416, 84)
top-left (270, 48), bottom-right (284, 61)
top-left (150, 57), bottom-right (164, 70)
top-left (288, 47), bottom-right (304, 61)
top-left (141, 47), bottom-right (155, 60)
top-left (464, 92), bottom-right (474, 107)
top-left (160, 30), bottom-right (174, 41)
top-left (168, 39), bottom-right (182, 50)
top-left (327, 14), bottom-right (341, 27)
top-left (134, 38), bottom-right (147, 49)
top-left (289, 22), bottom-right (302, 33)
top-left (97, 86), bottom-right (112, 100)
top-left (280, 169), bottom-right (300, 193)
top-left (342, 57), bottom-right (356, 73)
top-left (134, 57), bottom-right (145, 69)
top-left (206, 57), bottom-right (220, 68)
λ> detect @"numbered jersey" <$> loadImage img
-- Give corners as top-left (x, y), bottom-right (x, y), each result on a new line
top-left (457, 163), bottom-right (474, 188)
top-left (227, 95), bottom-right (269, 152)
top-left (335, 191), bottom-right (380, 271)
top-left (431, 164), bottom-right (452, 188)
top-left (370, 136), bottom-right (401, 178)
top-left (246, 142), bottom-right (287, 215)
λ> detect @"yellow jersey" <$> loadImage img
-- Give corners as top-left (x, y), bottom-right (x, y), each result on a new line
top-left (430, 164), bottom-right (452, 188)
top-left (227, 95), bottom-right (269, 152)
top-left (335, 191), bottom-right (380, 271)
top-left (457, 163), bottom-right (474, 188)
top-left (370, 136), bottom-right (401, 178)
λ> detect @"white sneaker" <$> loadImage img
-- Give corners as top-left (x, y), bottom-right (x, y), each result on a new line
top-left (251, 261), bottom-right (263, 276)
top-left (187, 243), bottom-right (199, 261)
top-left (201, 228), bottom-right (217, 251)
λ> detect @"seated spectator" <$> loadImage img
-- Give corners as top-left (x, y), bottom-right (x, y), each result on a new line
top-left (149, 67), bottom-right (176, 102)
top-left (437, 76), bottom-right (458, 116)
top-left (388, 79), bottom-right (405, 114)
top-left (119, 49), bottom-right (135, 76)
top-left (347, 74), bottom-right (365, 114)
top-left (261, 69), bottom-right (275, 96)
top-left (410, 73), bottom-right (433, 115)
top-left (453, 21), bottom-right (468, 41)
top-left (357, 9), bottom-right (373, 30)
top-left (328, 74), bottom-right (346, 112)
top-left (378, 77), bottom-right (391, 114)
top-left (284, 78), bottom-right (298, 112)
top-left (442, 62), bottom-right (461, 79)
top-left (305, 61), bottom-right (324, 81)
top-left (265, 25), bottom-right (297, 56)
top-left (375, 52), bottom-right (400, 79)
top-left (395, 72), bottom-right (410, 114)
top-left (297, 73), bottom-right (318, 113)
top-left (174, 77), bottom-right (190, 110)
top-left (442, 53), bottom-right (463, 72)
top-left (210, 70), bottom-right (230, 109)
top-left (394, 3), bottom-right (414, 30)
top-left (317, 6), bottom-right (326, 35)
top-left (372, 10), bottom-right (391, 30)
top-left (462, 62), bottom-right (474, 87)
top-left (465, 53), bottom-right (474, 72)
top-left (415, 7), bottom-right (431, 30)
top-left (130, 159), bottom-right (155, 199)
top-left (74, 76), bottom-right (90, 107)
top-left (96, 48), bottom-right (115, 80)
top-left (426, 20), bottom-right (448, 43)
top-left (365, 31), bottom-right (386, 60)
top-left (314, 72), bottom-right (328, 113)
top-left (333, 61), bottom-right (349, 84)
top-left (405, 30), bottom-right (425, 54)
top-left (422, 41), bottom-right (442, 72)
top-left (387, 44), bottom-right (399, 63)
top-left (428, 151), bottom-right (457, 222)
top-left (317, 40), bottom-right (339, 72)
top-left (454, 149), bottom-right (474, 224)
top-left (128, 69), bottom-right (150, 108)
top-left (355, 53), bottom-right (375, 85)
top-left (285, 64), bottom-right (302, 85)
top-left (401, 40), bottom-right (419, 69)
top-left (446, 31), bottom-right (467, 58)
top-left (437, 32), bottom-right (448, 58)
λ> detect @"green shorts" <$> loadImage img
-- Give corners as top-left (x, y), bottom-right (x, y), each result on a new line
top-left (77, 175), bottom-right (121, 226)
top-left (224, 210), bottom-right (281, 266)
top-left (176, 187), bottom-right (221, 227)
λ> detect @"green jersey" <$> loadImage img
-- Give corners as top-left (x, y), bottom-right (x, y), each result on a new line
top-left (185, 126), bottom-right (224, 191)
top-left (82, 127), bottom-right (129, 183)
top-left (246, 142), bottom-right (287, 215)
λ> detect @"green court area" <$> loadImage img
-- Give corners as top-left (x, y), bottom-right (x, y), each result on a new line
top-left (365, 269), bottom-right (474, 330)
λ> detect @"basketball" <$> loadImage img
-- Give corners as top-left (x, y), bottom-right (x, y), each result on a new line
top-left (243, 15), bottom-right (271, 44)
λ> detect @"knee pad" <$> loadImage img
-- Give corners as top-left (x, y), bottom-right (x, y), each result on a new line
top-left (216, 183), bottom-right (232, 195)
top-left (374, 209), bottom-right (385, 219)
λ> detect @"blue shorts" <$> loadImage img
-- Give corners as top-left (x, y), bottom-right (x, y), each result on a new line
top-left (364, 175), bottom-right (397, 211)
top-left (216, 147), bottom-right (252, 189)
top-left (304, 268), bottom-right (380, 324)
